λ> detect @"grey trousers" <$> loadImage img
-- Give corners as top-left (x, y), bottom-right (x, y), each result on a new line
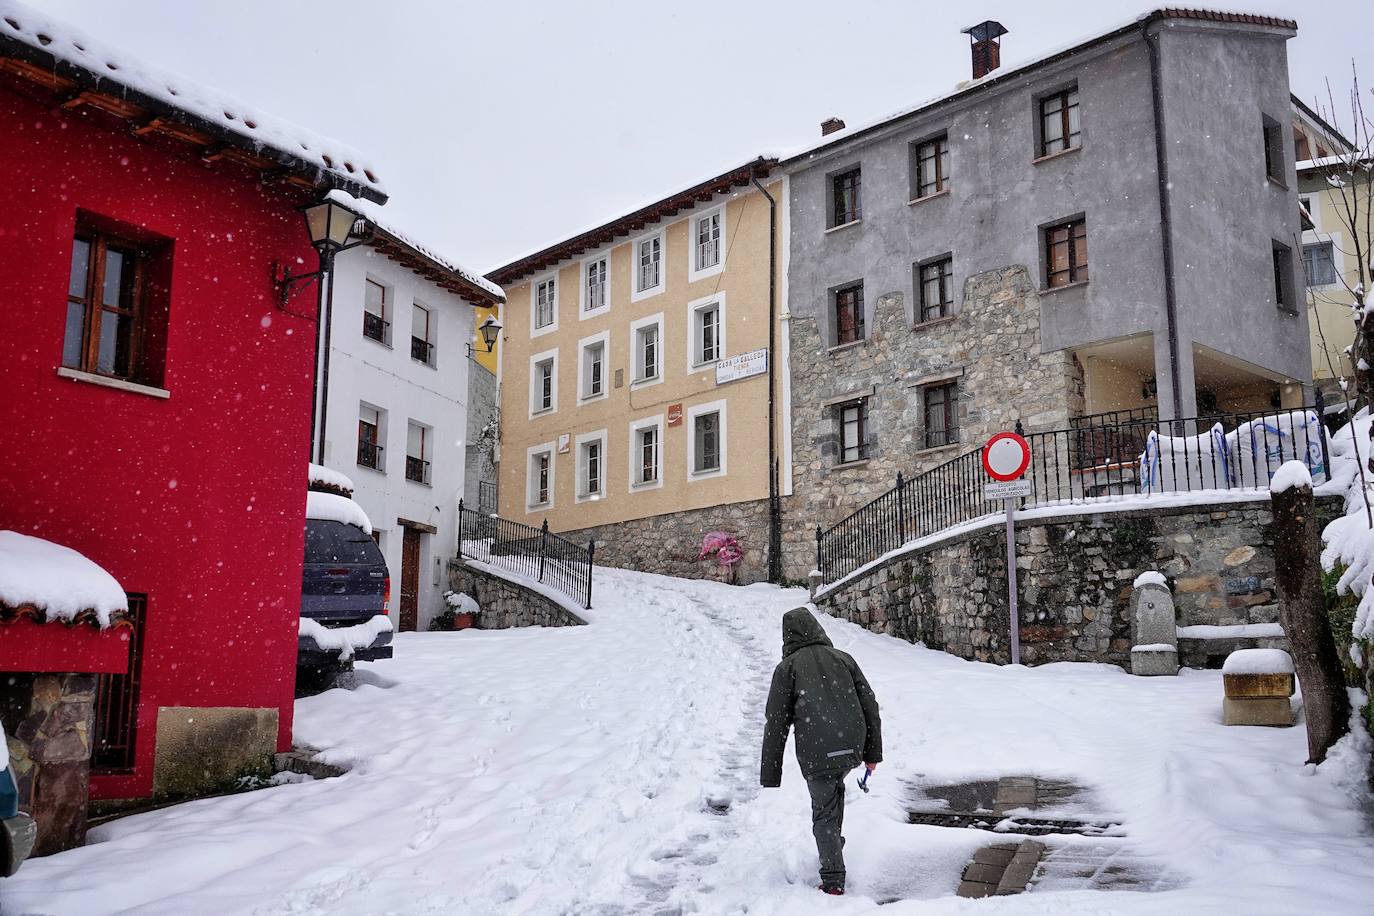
top-left (805, 766), bottom-right (849, 887)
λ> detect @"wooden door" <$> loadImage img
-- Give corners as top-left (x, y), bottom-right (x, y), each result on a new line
top-left (400, 527), bottom-right (421, 632)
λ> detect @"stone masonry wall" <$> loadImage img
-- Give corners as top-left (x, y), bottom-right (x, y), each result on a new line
top-left (0, 672), bottom-right (96, 856)
top-left (817, 499), bottom-right (1334, 667)
top-left (557, 497), bottom-right (773, 585)
top-left (448, 561), bottom-right (587, 628)
top-left (782, 264), bottom-right (1083, 580)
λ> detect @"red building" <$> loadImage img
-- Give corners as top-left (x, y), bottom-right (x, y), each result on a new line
top-left (0, 2), bottom-right (387, 824)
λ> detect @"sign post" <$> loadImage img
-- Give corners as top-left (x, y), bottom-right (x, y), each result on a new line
top-left (983, 432), bottom-right (1032, 665)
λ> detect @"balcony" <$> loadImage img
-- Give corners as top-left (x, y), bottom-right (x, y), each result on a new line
top-left (363, 311), bottom-right (390, 344)
top-left (405, 455), bottom-right (432, 485)
top-left (410, 336), bottom-right (434, 365)
top-left (357, 440), bottom-right (384, 471)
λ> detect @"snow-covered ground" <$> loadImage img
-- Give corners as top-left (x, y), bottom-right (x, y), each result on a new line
top-left (5, 568), bottom-right (1373, 915)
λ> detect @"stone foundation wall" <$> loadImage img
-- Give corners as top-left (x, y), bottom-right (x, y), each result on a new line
top-left (557, 498), bottom-right (773, 585)
top-left (782, 264), bottom-right (1082, 581)
top-left (817, 498), bottom-right (1340, 667)
top-left (448, 561), bottom-right (587, 628)
top-left (0, 672), bottom-right (96, 856)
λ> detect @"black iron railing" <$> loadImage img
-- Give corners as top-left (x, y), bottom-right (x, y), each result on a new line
top-left (816, 405), bottom-right (1331, 584)
top-left (478, 480), bottom-right (498, 515)
top-left (363, 312), bottom-right (390, 343)
top-left (405, 455), bottom-right (431, 484)
top-left (94, 593), bottom-right (145, 772)
top-left (411, 336), bottom-right (434, 364)
top-left (357, 439), bottom-right (384, 470)
top-left (458, 501), bottom-right (594, 609)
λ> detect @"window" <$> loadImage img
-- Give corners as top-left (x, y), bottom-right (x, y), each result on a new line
top-left (923, 383), bottom-right (959, 449)
top-left (632, 314), bottom-right (663, 384)
top-left (530, 351), bottom-right (557, 415)
top-left (579, 333), bottom-right (608, 401)
top-left (1263, 114), bottom-right (1284, 183)
top-left (583, 257), bottom-right (608, 314)
top-left (834, 282), bottom-right (864, 345)
top-left (406, 421), bottom-right (431, 485)
top-left (1039, 88), bottom-right (1081, 158)
top-left (527, 445), bottom-right (554, 508)
top-left (1273, 241), bottom-right (1295, 311)
top-left (837, 399), bottom-right (867, 464)
top-left (691, 296), bottom-right (722, 366)
top-left (576, 430), bottom-right (607, 501)
top-left (63, 225), bottom-right (169, 385)
top-left (358, 404), bottom-right (385, 470)
top-left (912, 135), bottom-right (950, 199)
top-left (635, 232), bottom-right (664, 297)
top-left (1303, 242), bottom-right (1337, 287)
top-left (692, 208), bottom-right (723, 278)
top-left (918, 257), bottom-right (954, 322)
top-left (688, 401), bottom-right (727, 478)
top-left (635, 425), bottom-right (660, 487)
top-left (410, 302), bottom-right (435, 366)
top-left (364, 278), bottom-right (391, 344)
top-left (830, 167), bottom-right (862, 227)
top-left (533, 277), bottom-right (557, 332)
top-left (1044, 219), bottom-right (1088, 288)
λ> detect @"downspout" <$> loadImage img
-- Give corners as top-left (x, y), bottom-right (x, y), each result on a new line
top-left (1144, 18), bottom-right (1184, 420)
top-left (315, 249), bottom-right (337, 465)
top-left (751, 169), bottom-right (782, 584)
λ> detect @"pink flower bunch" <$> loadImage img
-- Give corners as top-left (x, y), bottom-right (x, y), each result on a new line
top-left (699, 531), bottom-right (743, 569)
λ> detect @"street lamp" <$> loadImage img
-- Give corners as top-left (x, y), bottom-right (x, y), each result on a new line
top-left (468, 315), bottom-right (502, 358)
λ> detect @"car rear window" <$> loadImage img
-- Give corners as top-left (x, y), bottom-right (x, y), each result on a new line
top-left (305, 520), bottom-right (384, 565)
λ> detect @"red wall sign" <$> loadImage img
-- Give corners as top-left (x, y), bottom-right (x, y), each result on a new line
top-left (667, 403), bottom-right (683, 427)
top-left (983, 432), bottom-right (1031, 481)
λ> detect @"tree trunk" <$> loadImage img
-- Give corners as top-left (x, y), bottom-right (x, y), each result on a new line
top-left (1271, 480), bottom-right (1350, 764)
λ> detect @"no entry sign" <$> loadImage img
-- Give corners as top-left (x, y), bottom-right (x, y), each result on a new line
top-left (983, 432), bottom-right (1031, 481)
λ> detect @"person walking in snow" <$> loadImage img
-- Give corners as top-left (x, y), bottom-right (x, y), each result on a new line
top-left (760, 607), bottom-right (882, 897)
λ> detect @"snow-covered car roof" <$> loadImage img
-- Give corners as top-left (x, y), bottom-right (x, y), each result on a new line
top-left (0, 0), bottom-right (386, 202)
top-left (306, 491), bottom-right (373, 536)
top-left (0, 530), bottom-right (128, 628)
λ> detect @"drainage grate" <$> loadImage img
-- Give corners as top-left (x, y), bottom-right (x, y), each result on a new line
top-left (907, 810), bottom-right (1120, 836)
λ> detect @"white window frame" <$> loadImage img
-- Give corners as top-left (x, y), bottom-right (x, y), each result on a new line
top-left (686, 399), bottom-right (727, 481)
top-left (577, 330), bottom-right (610, 404)
top-left (630, 312), bottom-right (664, 389)
top-left (630, 228), bottom-right (666, 302)
top-left (627, 414), bottom-right (665, 492)
top-left (530, 273), bottom-right (559, 338)
top-left (579, 254), bottom-right (611, 319)
top-left (686, 293), bottom-right (726, 371)
top-left (687, 205), bottom-right (726, 283)
top-left (575, 428), bottom-right (608, 503)
top-left (528, 347), bottom-right (559, 418)
top-left (526, 442), bottom-right (556, 510)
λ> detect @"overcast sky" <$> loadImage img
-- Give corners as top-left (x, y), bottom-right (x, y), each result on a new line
top-left (34, 0), bottom-right (1373, 275)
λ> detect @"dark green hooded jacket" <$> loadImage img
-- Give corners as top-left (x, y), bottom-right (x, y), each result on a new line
top-left (760, 608), bottom-right (882, 786)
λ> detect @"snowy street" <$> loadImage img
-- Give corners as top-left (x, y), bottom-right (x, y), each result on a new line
top-left (6, 567), bottom-right (1374, 915)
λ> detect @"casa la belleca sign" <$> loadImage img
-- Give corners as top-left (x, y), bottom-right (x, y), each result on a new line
top-left (715, 348), bottom-right (768, 385)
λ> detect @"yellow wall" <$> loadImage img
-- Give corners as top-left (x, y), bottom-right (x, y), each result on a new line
top-left (496, 181), bottom-right (783, 531)
top-left (1300, 170), bottom-right (1370, 385)
top-left (472, 302), bottom-right (500, 374)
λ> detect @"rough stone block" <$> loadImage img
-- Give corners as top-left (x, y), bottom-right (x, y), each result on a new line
top-left (962, 862), bottom-right (1006, 885)
top-left (1131, 647), bottom-right (1179, 676)
top-left (1222, 696), bottom-right (1293, 727)
top-left (957, 880), bottom-right (998, 899)
top-left (152, 707), bottom-right (278, 798)
top-left (1223, 672), bottom-right (1294, 698)
top-left (973, 845), bottom-right (1018, 867)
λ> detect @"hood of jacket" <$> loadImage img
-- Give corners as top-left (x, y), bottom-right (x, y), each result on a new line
top-left (781, 607), bottom-right (833, 657)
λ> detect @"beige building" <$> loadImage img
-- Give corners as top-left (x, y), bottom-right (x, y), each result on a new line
top-left (487, 158), bottom-right (790, 583)
top-left (1293, 97), bottom-right (1367, 401)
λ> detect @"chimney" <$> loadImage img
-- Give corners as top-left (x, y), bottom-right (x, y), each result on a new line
top-left (961, 20), bottom-right (1008, 80)
top-left (821, 117), bottom-right (846, 137)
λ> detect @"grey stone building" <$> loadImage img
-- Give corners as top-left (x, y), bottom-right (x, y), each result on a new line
top-left (779, 11), bottom-right (1311, 575)
top-left (464, 360), bottom-right (500, 513)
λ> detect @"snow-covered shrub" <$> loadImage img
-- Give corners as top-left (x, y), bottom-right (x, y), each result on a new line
top-left (431, 590), bottom-right (481, 630)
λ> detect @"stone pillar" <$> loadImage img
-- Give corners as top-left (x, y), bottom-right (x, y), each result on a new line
top-left (1130, 576), bottom-right (1179, 675)
top-left (1, 673), bottom-right (98, 856)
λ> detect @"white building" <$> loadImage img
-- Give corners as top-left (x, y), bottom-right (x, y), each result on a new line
top-left (316, 203), bottom-right (504, 631)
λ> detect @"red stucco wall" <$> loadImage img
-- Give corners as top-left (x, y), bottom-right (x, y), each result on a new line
top-left (0, 87), bottom-right (320, 799)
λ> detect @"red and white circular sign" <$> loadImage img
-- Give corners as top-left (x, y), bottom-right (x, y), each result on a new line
top-left (983, 432), bottom-right (1031, 481)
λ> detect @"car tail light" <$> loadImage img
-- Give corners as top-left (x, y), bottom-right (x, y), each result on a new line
top-left (382, 575), bottom-right (391, 612)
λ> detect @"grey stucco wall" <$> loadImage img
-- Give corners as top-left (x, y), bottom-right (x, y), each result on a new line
top-left (464, 361), bottom-right (498, 509)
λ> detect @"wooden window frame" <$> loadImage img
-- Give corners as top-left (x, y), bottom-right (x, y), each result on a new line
top-left (834, 282), bottom-right (865, 345)
top-left (584, 258), bottom-right (607, 312)
top-left (1302, 241), bottom-right (1336, 288)
top-left (1273, 241), bottom-right (1295, 311)
top-left (918, 257), bottom-right (954, 322)
top-left (838, 399), bottom-right (867, 464)
top-left (695, 211), bottom-right (721, 272)
top-left (65, 230), bottom-right (149, 382)
top-left (535, 278), bottom-right (556, 329)
top-left (638, 426), bottom-right (659, 485)
top-left (583, 439), bottom-right (602, 496)
top-left (693, 410), bottom-right (721, 474)
top-left (913, 135), bottom-right (950, 199)
top-left (1262, 114), bottom-right (1285, 184)
top-left (1044, 219), bottom-right (1088, 288)
top-left (405, 421), bottom-right (431, 485)
top-left (830, 167), bottom-right (862, 227)
top-left (363, 278), bottom-right (391, 344)
top-left (923, 383), bottom-right (959, 449)
top-left (1038, 88), bottom-right (1081, 158)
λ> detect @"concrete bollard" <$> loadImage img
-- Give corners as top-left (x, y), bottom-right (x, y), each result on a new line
top-left (807, 569), bottom-right (825, 602)
top-left (1130, 571), bottom-right (1179, 676)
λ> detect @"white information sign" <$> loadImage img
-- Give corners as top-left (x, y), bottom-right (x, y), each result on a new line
top-left (985, 478), bottom-right (1032, 500)
top-left (715, 348), bottom-right (768, 385)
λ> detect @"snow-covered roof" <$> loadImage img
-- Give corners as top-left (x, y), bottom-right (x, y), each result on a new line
top-left (327, 191), bottom-right (504, 305)
top-left (308, 462), bottom-right (355, 498)
top-left (0, 0), bottom-right (386, 202)
top-left (778, 8), bottom-right (1297, 168)
top-left (306, 491), bottom-right (373, 535)
top-left (0, 530), bottom-right (127, 628)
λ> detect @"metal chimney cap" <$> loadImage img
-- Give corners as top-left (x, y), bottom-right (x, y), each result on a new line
top-left (961, 20), bottom-right (1008, 42)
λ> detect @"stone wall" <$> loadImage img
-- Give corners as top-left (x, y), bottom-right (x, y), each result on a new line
top-left (557, 497), bottom-right (773, 585)
top-left (782, 265), bottom-right (1082, 580)
top-left (817, 499), bottom-right (1335, 667)
top-left (448, 561), bottom-right (587, 628)
top-left (0, 673), bottom-right (96, 856)
top-left (464, 361), bottom-right (499, 509)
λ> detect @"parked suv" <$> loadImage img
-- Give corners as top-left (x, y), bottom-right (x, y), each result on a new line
top-left (299, 515), bottom-right (393, 686)
top-left (2, 728), bottom-right (37, 876)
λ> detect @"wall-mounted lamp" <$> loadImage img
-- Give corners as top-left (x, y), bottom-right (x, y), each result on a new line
top-left (1141, 375), bottom-right (1158, 400)
top-left (274, 199), bottom-right (367, 305)
top-left (467, 315), bottom-right (502, 358)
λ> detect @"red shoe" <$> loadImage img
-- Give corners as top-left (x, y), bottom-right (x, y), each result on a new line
top-left (819, 884), bottom-right (845, 896)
